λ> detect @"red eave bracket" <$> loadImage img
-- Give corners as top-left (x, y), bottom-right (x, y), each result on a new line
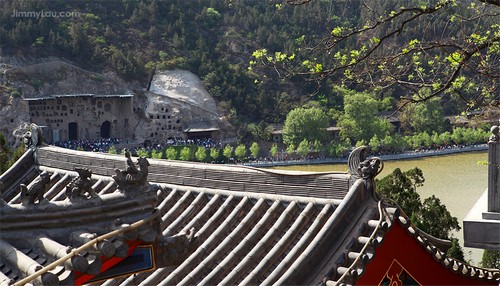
top-left (74, 240), bottom-right (142, 286)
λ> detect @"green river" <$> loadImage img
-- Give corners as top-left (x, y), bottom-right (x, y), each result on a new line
top-left (270, 151), bottom-right (489, 265)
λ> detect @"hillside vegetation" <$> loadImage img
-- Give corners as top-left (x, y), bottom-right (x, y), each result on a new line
top-left (2, 0), bottom-right (335, 122)
top-left (1, 0), bottom-right (497, 129)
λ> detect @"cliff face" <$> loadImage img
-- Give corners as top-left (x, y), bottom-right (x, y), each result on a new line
top-left (149, 70), bottom-right (219, 115)
top-left (1, 58), bottom-right (134, 98)
top-left (0, 95), bottom-right (30, 146)
top-left (0, 58), bottom-right (234, 147)
top-left (141, 69), bottom-right (235, 142)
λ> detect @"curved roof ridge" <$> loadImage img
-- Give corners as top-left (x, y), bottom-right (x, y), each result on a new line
top-left (35, 146), bottom-right (351, 200)
top-left (37, 145), bottom-right (350, 177)
top-left (238, 164), bottom-right (349, 176)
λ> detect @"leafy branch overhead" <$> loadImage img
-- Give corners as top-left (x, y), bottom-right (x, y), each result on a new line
top-left (251, 0), bottom-right (499, 110)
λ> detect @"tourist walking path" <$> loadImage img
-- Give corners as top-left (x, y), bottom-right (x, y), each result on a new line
top-left (244, 144), bottom-right (488, 168)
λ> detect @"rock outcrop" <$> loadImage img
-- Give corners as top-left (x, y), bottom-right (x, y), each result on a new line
top-left (0, 57), bottom-right (234, 147)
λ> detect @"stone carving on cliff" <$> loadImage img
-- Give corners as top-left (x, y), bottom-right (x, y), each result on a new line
top-left (20, 171), bottom-right (50, 205)
top-left (348, 146), bottom-right (384, 193)
top-left (66, 168), bottom-right (99, 201)
top-left (112, 150), bottom-right (150, 193)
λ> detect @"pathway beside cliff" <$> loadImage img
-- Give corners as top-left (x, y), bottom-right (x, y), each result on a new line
top-left (245, 144), bottom-right (488, 168)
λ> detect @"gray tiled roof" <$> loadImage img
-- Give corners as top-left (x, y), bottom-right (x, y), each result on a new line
top-left (1, 145), bottom-right (499, 285)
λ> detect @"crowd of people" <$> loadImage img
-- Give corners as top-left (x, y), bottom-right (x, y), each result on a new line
top-left (54, 137), bottom-right (224, 153)
top-left (54, 138), bottom-right (121, 152)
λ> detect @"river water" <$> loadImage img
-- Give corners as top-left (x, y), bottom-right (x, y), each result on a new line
top-left (269, 151), bottom-right (488, 265)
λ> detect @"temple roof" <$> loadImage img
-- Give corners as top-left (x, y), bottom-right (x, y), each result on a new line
top-left (1, 144), bottom-right (499, 285)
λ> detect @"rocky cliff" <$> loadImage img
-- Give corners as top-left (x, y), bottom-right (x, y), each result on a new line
top-left (0, 58), bottom-right (234, 148)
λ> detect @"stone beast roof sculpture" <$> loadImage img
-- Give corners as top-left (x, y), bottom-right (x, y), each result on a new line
top-left (112, 150), bottom-right (150, 194)
top-left (66, 168), bottom-right (98, 202)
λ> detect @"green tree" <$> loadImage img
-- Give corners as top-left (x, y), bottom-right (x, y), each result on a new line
top-left (447, 238), bottom-right (465, 262)
top-left (201, 7), bottom-right (222, 28)
top-left (108, 145), bottom-right (118, 154)
top-left (283, 106), bottom-right (330, 147)
top-left (9, 142), bottom-right (25, 166)
top-left (439, 132), bottom-right (453, 145)
top-left (368, 134), bottom-right (382, 152)
top-left (481, 250), bottom-right (500, 269)
top-left (223, 145), bottom-right (234, 162)
top-left (136, 148), bottom-right (149, 158)
top-left (381, 134), bottom-right (408, 153)
top-left (417, 195), bottom-right (460, 239)
top-left (234, 144), bottom-right (247, 161)
top-left (165, 147), bottom-right (178, 160)
top-left (210, 148), bottom-right (220, 161)
top-left (377, 168), bottom-right (461, 240)
top-left (195, 146), bottom-right (207, 162)
top-left (421, 132), bottom-right (433, 148)
top-left (377, 168), bottom-right (424, 218)
top-left (151, 149), bottom-right (164, 159)
top-left (296, 139), bottom-right (310, 158)
top-left (312, 140), bottom-right (323, 153)
top-left (338, 90), bottom-right (393, 144)
top-left (286, 143), bottom-right (295, 157)
top-left (0, 133), bottom-right (12, 174)
top-left (451, 128), bottom-right (465, 144)
top-left (270, 143), bottom-right (278, 159)
top-left (179, 146), bottom-right (192, 161)
top-left (432, 132), bottom-right (443, 146)
top-left (69, 22), bottom-right (90, 58)
top-left (248, 122), bottom-right (272, 141)
top-left (327, 140), bottom-right (350, 157)
top-left (249, 142), bottom-right (260, 159)
top-left (400, 96), bottom-right (449, 134)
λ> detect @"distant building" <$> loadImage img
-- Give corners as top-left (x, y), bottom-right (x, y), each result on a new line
top-left (271, 129), bottom-right (283, 143)
top-left (25, 94), bottom-right (134, 143)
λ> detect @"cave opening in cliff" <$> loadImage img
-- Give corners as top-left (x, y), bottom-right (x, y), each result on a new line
top-left (68, 122), bottom-right (78, 141)
top-left (101, 121), bottom-right (111, 138)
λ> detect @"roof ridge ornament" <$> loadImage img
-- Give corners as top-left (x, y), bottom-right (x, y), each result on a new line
top-left (66, 167), bottom-right (99, 202)
top-left (112, 150), bottom-right (151, 195)
top-left (20, 170), bottom-right (51, 206)
top-left (348, 146), bottom-right (384, 193)
top-left (23, 123), bottom-right (44, 150)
